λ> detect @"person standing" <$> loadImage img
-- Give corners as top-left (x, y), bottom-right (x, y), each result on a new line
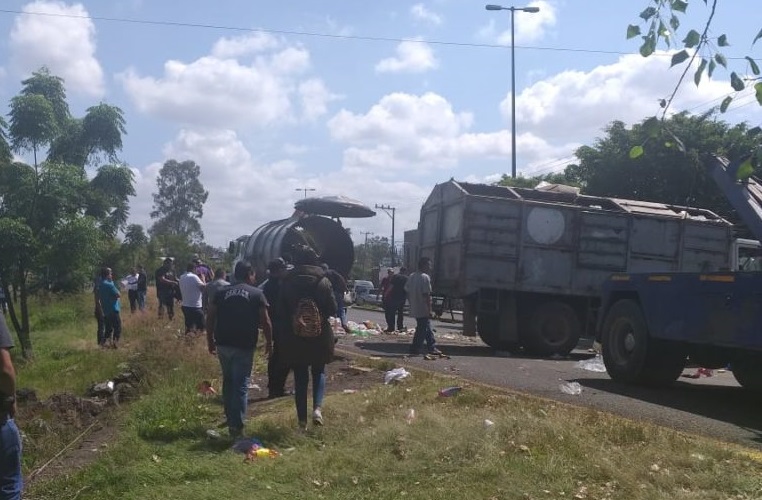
top-left (136, 265), bottom-right (148, 312)
top-left (179, 263), bottom-right (206, 336)
top-left (404, 257), bottom-right (442, 356)
top-left (206, 261), bottom-right (272, 438)
top-left (322, 264), bottom-right (350, 334)
top-left (0, 312), bottom-right (22, 499)
top-left (155, 258), bottom-right (179, 321)
top-left (122, 268), bottom-right (139, 313)
top-left (99, 267), bottom-right (122, 349)
top-left (261, 258), bottom-right (291, 399)
top-left (204, 268), bottom-right (230, 308)
top-left (386, 267), bottom-right (408, 332)
top-left (279, 245), bottom-right (337, 430)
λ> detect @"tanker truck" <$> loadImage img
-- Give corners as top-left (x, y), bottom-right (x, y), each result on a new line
top-left (406, 169), bottom-right (757, 356)
top-left (229, 196), bottom-right (376, 281)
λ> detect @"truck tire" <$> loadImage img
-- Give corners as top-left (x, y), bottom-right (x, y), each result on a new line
top-left (731, 357), bottom-right (762, 392)
top-left (521, 301), bottom-right (581, 356)
top-left (601, 299), bottom-right (685, 386)
top-left (477, 313), bottom-right (520, 352)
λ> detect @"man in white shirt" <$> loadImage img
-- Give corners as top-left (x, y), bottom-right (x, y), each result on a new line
top-left (121, 268), bottom-right (139, 313)
top-left (179, 263), bottom-right (206, 335)
top-left (404, 257), bottom-right (443, 357)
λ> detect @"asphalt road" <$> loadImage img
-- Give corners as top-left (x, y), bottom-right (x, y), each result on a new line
top-left (340, 307), bottom-right (762, 450)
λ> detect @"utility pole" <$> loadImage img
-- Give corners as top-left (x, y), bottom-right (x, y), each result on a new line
top-left (375, 204), bottom-right (397, 267)
top-left (295, 187), bottom-right (316, 199)
top-left (360, 231), bottom-right (374, 278)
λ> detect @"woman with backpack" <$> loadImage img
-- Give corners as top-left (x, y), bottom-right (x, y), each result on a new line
top-left (278, 245), bottom-right (337, 430)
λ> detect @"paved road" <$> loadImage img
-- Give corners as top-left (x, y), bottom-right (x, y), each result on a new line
top-left (340, 307), bottom-right (762, 450)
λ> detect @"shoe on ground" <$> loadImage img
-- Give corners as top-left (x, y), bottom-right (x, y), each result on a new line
top-left (428, 348), bottom-right (443, 356)
top-left (312, 408), bottom-right (324, 426)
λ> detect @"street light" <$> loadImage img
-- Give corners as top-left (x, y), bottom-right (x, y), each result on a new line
top-left (374, 204), bottom-right (397, 267)
top-left (295, 187), bottom-right (316, 199)
top-left (485, 4), bottom-right (540, 178)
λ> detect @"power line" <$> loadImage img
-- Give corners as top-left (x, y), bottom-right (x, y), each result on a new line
top-left (0, 7), bottom-right (754, 60)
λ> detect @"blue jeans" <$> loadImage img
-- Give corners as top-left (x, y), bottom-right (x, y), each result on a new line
top-left (293, 364), bottom-right (326, 424)
top-left (0, 418), bottom-right (22, 499)
top-left (217, 345), bottom-right (254, 436)
top-left (411, 317), bottom-right (437, 353)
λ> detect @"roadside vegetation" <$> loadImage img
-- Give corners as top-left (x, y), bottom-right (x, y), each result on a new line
top-left (10, 293), bottom-right (762, 500)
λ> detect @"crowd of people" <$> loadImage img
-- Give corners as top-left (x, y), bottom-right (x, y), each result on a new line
top-left (0, 251), bottom-right (441, 496)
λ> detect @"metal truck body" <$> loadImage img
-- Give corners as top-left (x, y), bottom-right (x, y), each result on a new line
top-left (411, 178), bottom-right (735, 355)
top-left (596, 157), bottom-right (762, 391)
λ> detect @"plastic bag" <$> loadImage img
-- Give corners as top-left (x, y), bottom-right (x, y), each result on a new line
top-left (384, 367), bottom-right (411, 385)
top-left (559, 382), bottom-right (582, 395)
top-left (575, 355), bottom-right (607, 373)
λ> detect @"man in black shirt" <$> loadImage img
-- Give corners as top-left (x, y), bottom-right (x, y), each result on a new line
top-left (136, 265), bottom-right (148, 312)
top-left (0, 313), bottom-right (22, 497)
top-left (385, 267), bottom-right (409, 332)
top-left (154, 258), bottom-right (179, 320)
top-left (262, 258), bottom-right (291, 399)
top-left (206, 261), bottom-right (272, 438)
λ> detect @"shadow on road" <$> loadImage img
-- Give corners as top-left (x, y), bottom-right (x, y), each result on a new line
top-left (353, 340), bottom-right (592, 361)
top-left (574, 378), bottom-right (762, 444)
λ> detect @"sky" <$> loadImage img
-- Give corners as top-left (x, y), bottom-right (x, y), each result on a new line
top-left (0, 0), bottom-right (761, 249)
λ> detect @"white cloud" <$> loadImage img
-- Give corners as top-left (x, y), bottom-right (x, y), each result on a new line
top-left (477, 0), bottom-right (557, 45)
top-left (328, 92), bottom-right (566, 175)
top-left (506, 51), bottom-right (749, 146)
top-left (410, 4), bottom-right (443, 25)
top-left (119, 33), bottom-right (334, 127)
top-left (211, 32), bottom-right (279, 59)
top-left (128, 128), bottom-right (431, 247)
top-left (9, 1), bottom-right (104, 97)
top-left (299, 78), bottom-right (341, 121)
top-left (375, 39), bottom-right (439, 74)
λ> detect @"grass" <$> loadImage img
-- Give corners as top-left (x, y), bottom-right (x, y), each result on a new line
top-left (11, 292), bottom-right (762, 500)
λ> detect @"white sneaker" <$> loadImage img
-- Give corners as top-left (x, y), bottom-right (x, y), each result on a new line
top-left (312, 408), bottom-right (324, 426)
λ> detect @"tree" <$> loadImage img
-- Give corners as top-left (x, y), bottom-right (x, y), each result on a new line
top-left (497, 171), bottom-right (580, 189)
top-left (0, 68), bottom-right (133, 357)
top-left (628, 2), bottom-right (762, 170)
top-left (351, 236), bottom-right (391, 282)
top-left (629, 1), bottom-right (762, 114)
top-left (150, 159), bottom-right (209, 243)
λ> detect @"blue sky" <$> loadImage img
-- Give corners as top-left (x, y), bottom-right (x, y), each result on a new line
top-left (0, 0), bottom-right (760, 247)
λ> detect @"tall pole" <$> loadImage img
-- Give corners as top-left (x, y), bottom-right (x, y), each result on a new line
top-left (361, 231), bottom-right (373, 277)
top-left (295, 187), bottom-right (316, 199)
top-left (510, 7), bottom-right (517, 179)
top-left (375, 204), bottom-right (397, 267)
top-left (485, 4), bottom-right (540, 178)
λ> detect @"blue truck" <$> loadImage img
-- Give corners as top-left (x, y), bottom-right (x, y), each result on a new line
top-left (597, 157), bottom-right (762, 391)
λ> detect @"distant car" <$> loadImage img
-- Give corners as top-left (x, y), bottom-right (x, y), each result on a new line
top-left (355, 288), bottom-right (383, 306)
top-left (346, 280), bottom-right (374, 305)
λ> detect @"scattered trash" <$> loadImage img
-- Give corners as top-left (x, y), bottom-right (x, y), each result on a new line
top-left (90, 381), bottom-right (115, 396)
top-left (232, 437), bottom-right (263, 454)
top-left (650, 463), bottom-right (661, 473)
top-left (151, 454), bottom-right (161, 463)
top-left (343, 365), bottom-right (374, 375)
top-left (518, 445), bottom-right (530, 453)
top-left (575, 355), bottom-right (607, 373)
top-left (197, 380), bottom-right (217, 396)
top-left (248, 383), bottom-right (261, 391)
top-left (438, 386), bottom-right (462, 397)
top-left (206, 429), bottom-right (221, 439)
top-left (405, 408), bottom-right (416, 424)
top-left (682, 367), bottom-right (713, 379)
top-left (483, 419), bottom-right (495, 428)
top-left (384, 367), bottom-right (411, 385)
top-left (245, 446), bottom-right (280, 461)
top-left (342, 389), bottom-right (357, 394)
top-left (369, 356), bottom-right (382, 360)
top-left (559, 382), bottom-right (582, 395)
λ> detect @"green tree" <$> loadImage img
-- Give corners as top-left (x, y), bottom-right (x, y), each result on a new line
top-left (497, 171), bottom-right (580, 189)
top-left (0, 69), bottom-right (132, 357)
top-left (351, 236), bottom-right (391, 282)
top-left (150, 159), bottom-right (209, 243)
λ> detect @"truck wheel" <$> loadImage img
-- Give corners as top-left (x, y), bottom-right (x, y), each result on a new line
top-left (731, 357), bottom-right (762, 392)
top-left (601, 299), bottom-right (685, 386)
top-left (521, 301), bottom-right (581, 356)
top-left (477, 313), bottom-right (520, 352)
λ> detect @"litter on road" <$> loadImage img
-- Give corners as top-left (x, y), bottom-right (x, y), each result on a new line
top-left (559, 382), bottom-right (583, 395)
top-left (384, 367), bottom-right (411, 385)
top-left (575, 355), bottom-right (607, 373)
